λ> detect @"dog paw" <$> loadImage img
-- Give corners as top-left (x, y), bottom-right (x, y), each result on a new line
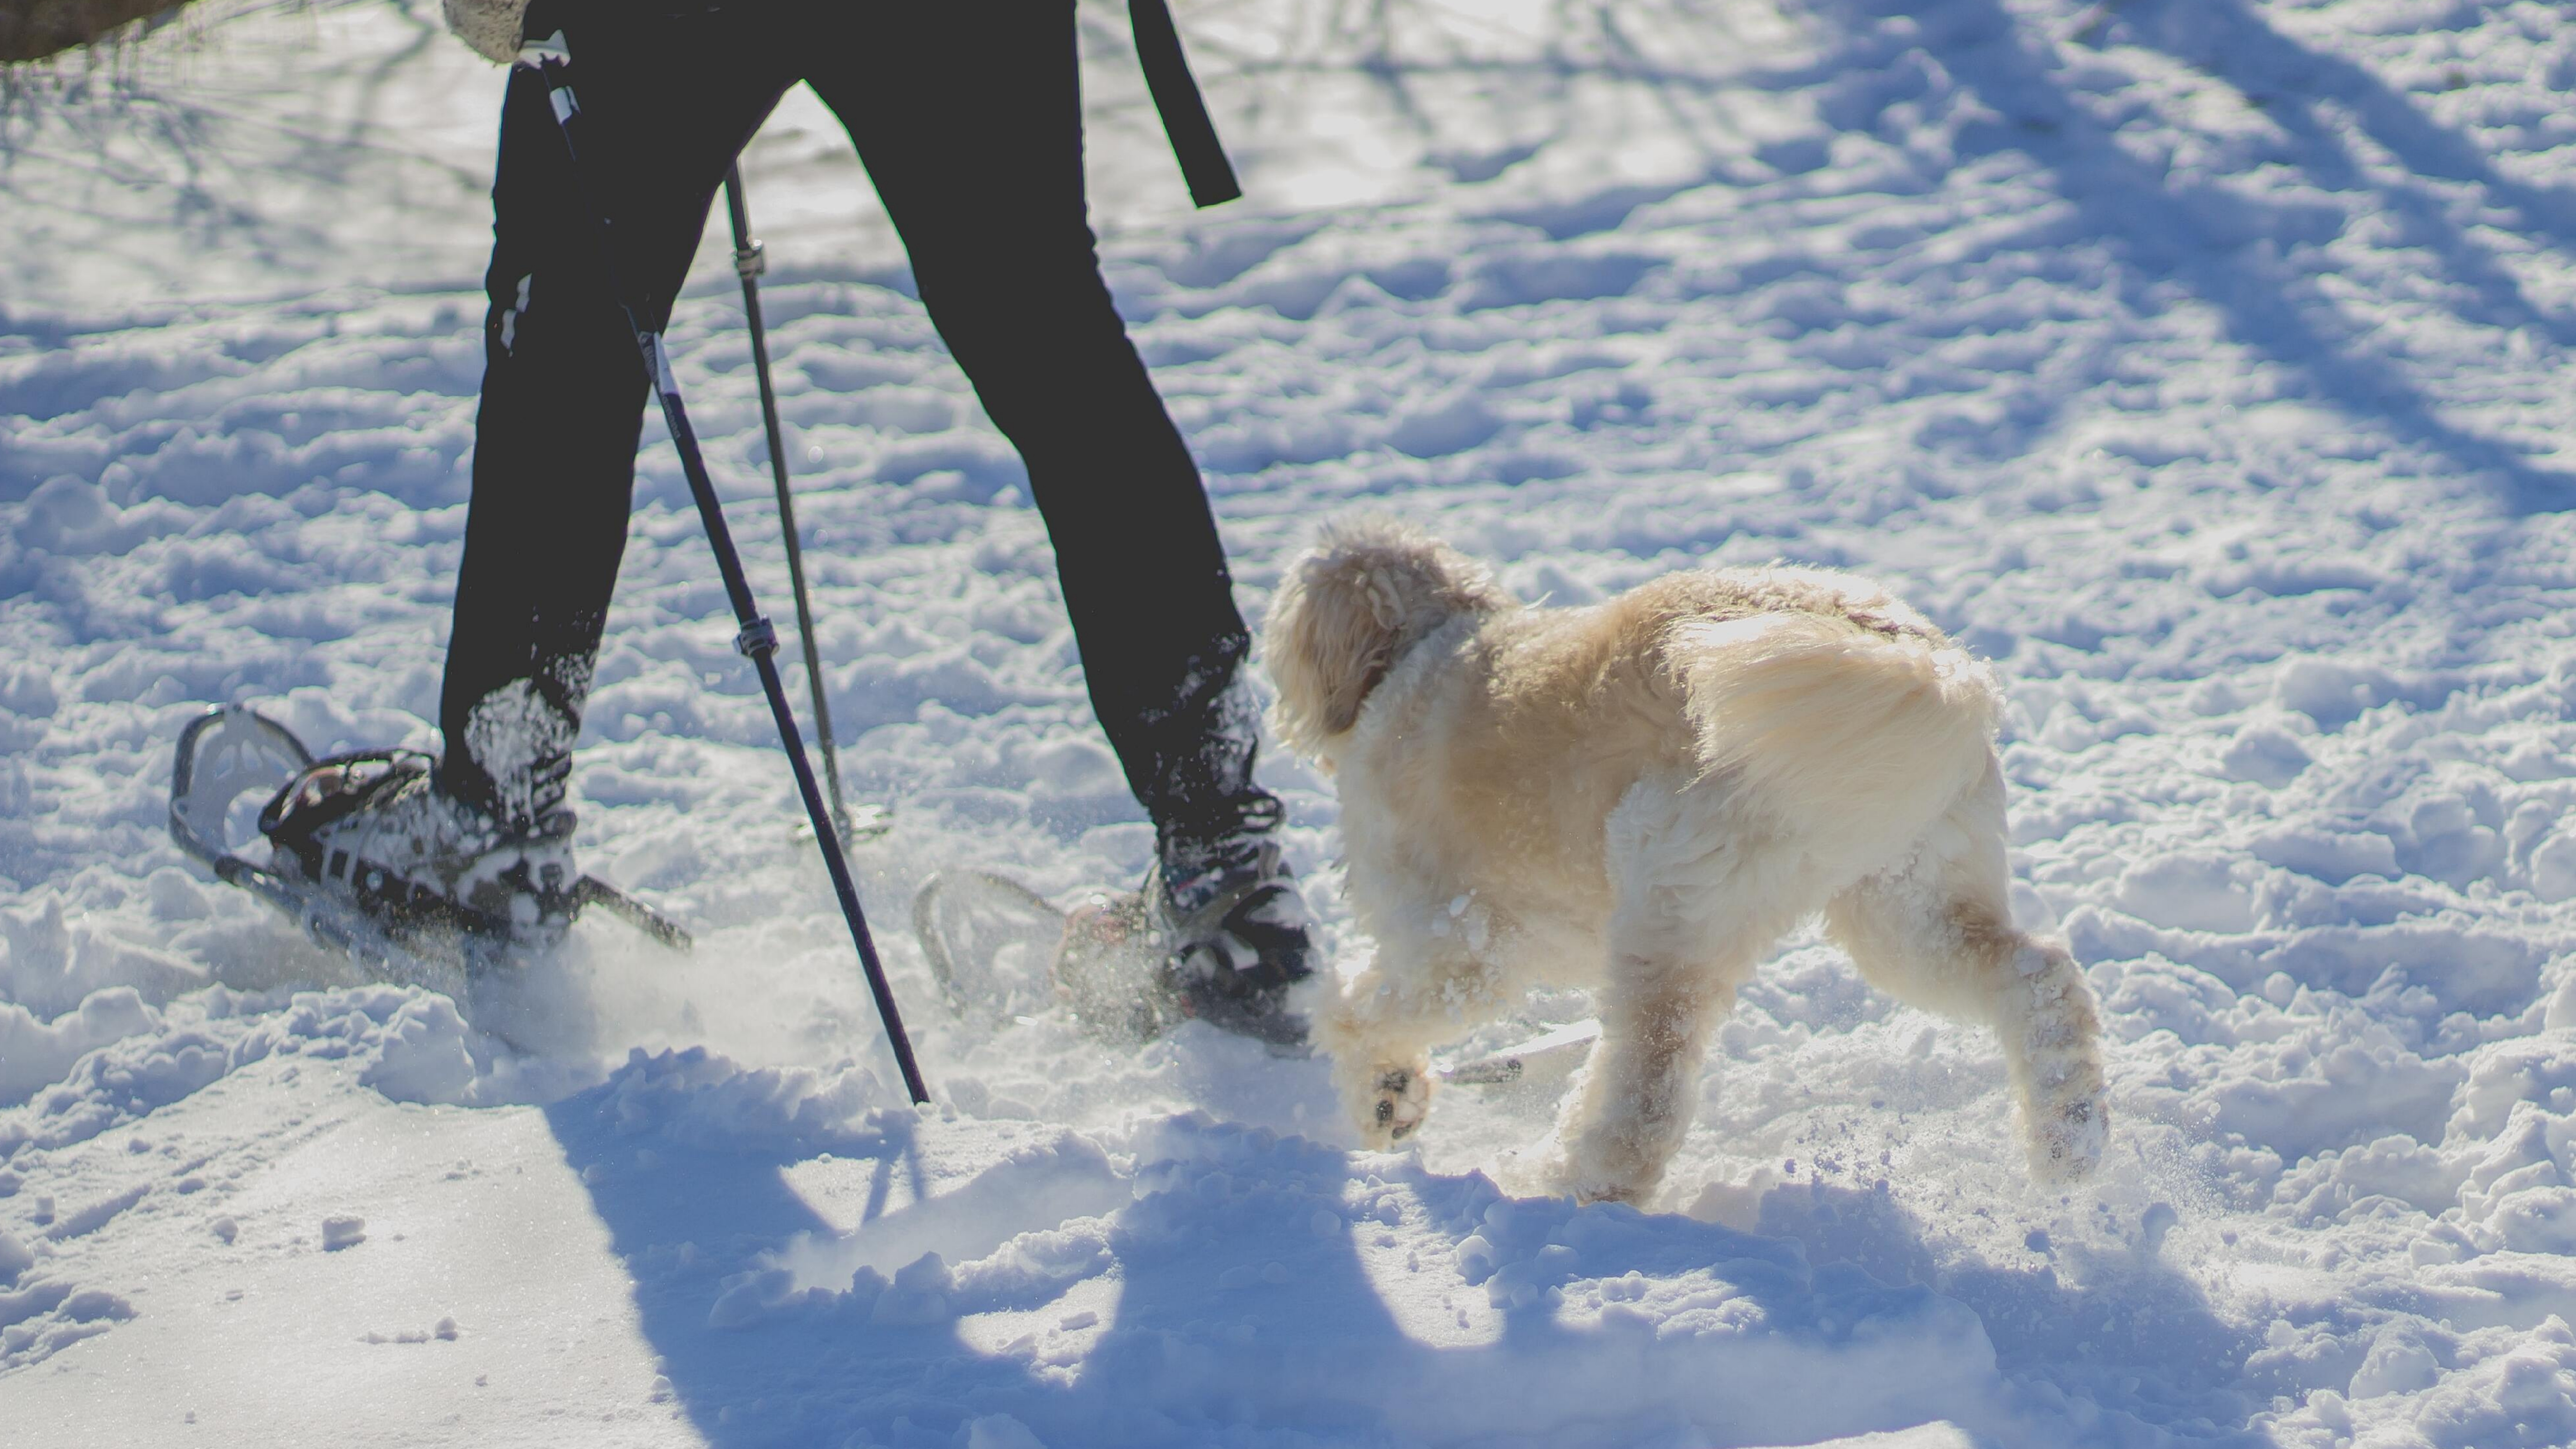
top-left (1556, 1165), bottom-right (1638, 1201)
top-left (1363, 1064), bottom-right (1431, 1147)
top-left (1518, 1132), bottom-right (1652, 1205)
top-left (2029, 1088), bottom-right (2108, 1185)
top-left (1533, 1158), bottom-right (1644, 1207)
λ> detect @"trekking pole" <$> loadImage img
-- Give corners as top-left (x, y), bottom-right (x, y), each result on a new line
top-left (722, 164), bottom-right (858, 848)
top-left (518, 33), bottom-right (929, 1106)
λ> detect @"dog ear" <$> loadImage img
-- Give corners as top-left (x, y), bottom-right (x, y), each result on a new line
top-left (1263, 550), bottom-right (1403, 760)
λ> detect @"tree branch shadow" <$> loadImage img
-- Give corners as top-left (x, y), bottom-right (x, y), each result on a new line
top-left (1799, 0), bottom-right (2576, 513)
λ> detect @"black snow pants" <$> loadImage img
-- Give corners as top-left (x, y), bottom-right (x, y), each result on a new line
top-left (440, 0), bottom-right (1271, 857)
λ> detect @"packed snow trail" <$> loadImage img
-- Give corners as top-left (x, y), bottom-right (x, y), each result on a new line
top-left (7, 0), bottom-right (2576, 1444)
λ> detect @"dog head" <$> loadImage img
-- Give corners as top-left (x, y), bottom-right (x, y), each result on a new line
top-left (1262, 516), bottom-right (1515, 764)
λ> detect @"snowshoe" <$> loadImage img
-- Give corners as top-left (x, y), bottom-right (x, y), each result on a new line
top-left (1057, 882), bottom-right (1185, 1041)
top-left (910, 870), bottom-right (1174, 1041)
top-left (909, 858), bottom-right (1601, 1084)
top-left (171, 706), bottom-right (689, 988)
top-left (910, 841), bottom-right (1319, 1049)
top-left (1437, 1018), bottom-right (1600, 1086)
top-left (910, 868), bottom-right (1069, 1028)
top-left (911, 870), bottom-right (1195, 1043)
top-left (260, 746), bottom-right (583, 949)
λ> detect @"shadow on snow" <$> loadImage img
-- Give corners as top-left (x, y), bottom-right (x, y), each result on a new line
top-left (542, 1066), bottom-right (2256, 1448)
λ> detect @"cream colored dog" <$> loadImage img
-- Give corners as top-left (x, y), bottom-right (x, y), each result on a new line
top-left (1263, 518), bottom-right (2107, 1203)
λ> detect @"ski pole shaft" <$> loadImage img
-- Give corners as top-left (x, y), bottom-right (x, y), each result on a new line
top-left (723, 166), bottom-right (856, 848)
top-left (522, 39), bottom-right (929, 1105)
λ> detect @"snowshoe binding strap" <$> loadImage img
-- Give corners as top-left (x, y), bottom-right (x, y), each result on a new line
top-left (258, 750), bottom-right (427, 849)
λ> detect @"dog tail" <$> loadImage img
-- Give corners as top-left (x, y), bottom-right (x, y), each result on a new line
top-left (1676, 612), bottom-right (2000, 867)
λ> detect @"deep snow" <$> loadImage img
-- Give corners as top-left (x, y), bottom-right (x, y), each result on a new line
top-left (7, 0), bottom-right (2576, 1444)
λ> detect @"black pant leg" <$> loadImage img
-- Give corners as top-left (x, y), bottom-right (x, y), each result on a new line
top-left (804, 0), bottom-right (1271, 847)
top-left (440, 4), bottom-right (792, 827)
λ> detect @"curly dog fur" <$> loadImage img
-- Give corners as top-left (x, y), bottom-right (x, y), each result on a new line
top-left (1263, 517), bottom-right (2108, 1203)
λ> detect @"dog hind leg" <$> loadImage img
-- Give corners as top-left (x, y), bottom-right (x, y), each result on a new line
top-left (1824, 760), bottom-right (2108, 1183)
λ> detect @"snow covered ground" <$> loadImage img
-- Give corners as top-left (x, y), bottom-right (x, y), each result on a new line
top-left (8, 0), bottom-right (2576, 1443)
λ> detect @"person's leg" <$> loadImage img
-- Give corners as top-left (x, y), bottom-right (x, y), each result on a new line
top-left (802, 0), bottom-right (1274, 873)
top-left (440, 0), bottom-right (794, 830)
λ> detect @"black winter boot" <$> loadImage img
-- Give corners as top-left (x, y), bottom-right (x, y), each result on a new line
top-left (1145, 796), bottom-right (1318, 1045)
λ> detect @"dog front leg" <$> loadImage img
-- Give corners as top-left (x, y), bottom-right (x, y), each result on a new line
top-left (1544, 954), bottom-right (1737, 1204)
top-left (1319, 941), bottom-right (1514, 1148)
top-left (1538, 774), bottom-right (1778, 1204)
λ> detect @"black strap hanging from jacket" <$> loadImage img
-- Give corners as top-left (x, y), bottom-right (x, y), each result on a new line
top-left (1129, 0), bottom-right (1240, 207)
